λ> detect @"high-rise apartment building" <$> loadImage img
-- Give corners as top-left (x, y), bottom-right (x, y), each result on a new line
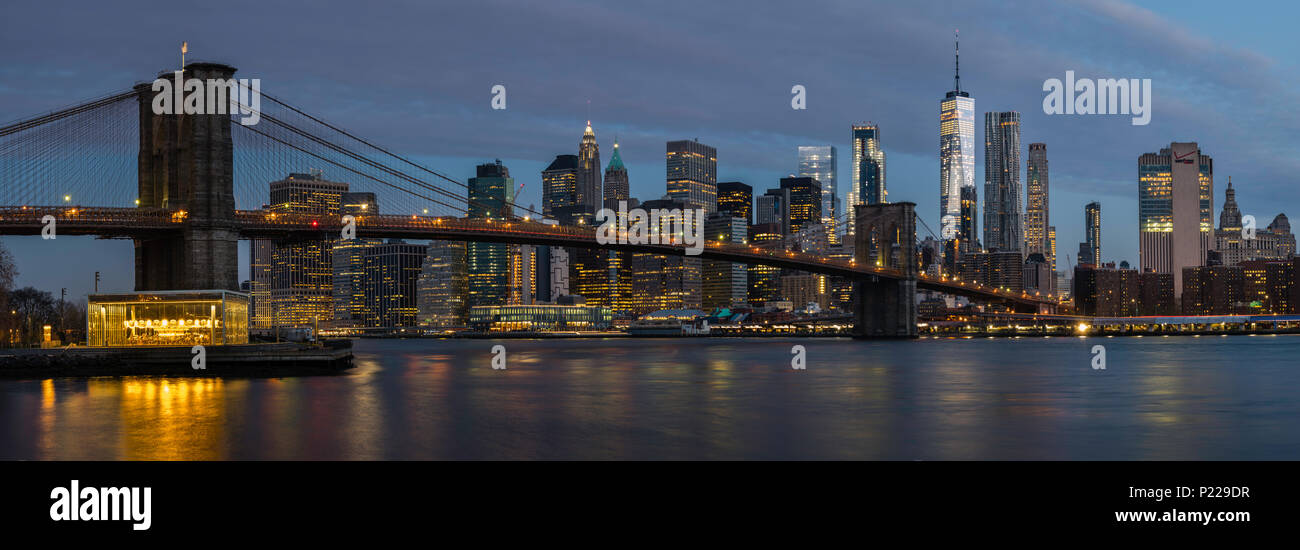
top-left (848, 125), bottom-right (885, 240)
top-left (1139, 142), bottom-right (1213, 296)
top-left (1025, 143), bottom-right (1049, 260)
top-left (1085, 201), bottom-right (1101, 265)
top-left (851, 125), bottom-right (885, 205)
top-left (983, 111), bottom-right (1022, 253)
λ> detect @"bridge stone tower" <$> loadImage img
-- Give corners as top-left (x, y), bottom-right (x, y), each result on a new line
top-left (133, 63), bottom-right (240, 291)
top-left (853, 202), bottom-right (917, 338)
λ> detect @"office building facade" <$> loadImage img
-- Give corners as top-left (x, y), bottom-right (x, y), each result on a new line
top-left (1139, 142), bottom-right (1213, 296)
top-left (467, 160), bottom-right (515, 307)
top-left (666, 139), bottom-right (717, 213)
top-left (798, 145), bottom-right (839, 238)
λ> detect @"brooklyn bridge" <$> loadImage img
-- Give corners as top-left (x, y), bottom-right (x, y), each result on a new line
top-left (0, 62), bottom-right (1055, 338)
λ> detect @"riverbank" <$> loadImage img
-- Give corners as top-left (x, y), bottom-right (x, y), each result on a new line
top-left (0, 340), bottom-right (354, 379)
top-left (923, 327), bottom-right (1300, 338)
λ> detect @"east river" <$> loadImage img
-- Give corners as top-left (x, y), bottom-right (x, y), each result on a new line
top-left (2, 335), bottom-right (1297, 459)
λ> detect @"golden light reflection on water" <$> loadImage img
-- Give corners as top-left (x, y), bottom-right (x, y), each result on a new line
top-left (8, 336), bottom-right (1295, 460)
top-left (116, 378), bottom-right (228, 460)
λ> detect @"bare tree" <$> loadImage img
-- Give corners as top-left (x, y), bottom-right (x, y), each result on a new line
top-left (9, 287), bottom-right (57, 346)
top-left (0, 242), bottom-right (15, 347)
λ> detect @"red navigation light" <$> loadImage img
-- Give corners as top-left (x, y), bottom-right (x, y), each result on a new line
top-left (311, 220), bottom-right (319, 228)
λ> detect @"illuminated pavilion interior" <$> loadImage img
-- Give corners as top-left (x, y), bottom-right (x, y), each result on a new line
top-left (86, 290), bottom-right (249, 347)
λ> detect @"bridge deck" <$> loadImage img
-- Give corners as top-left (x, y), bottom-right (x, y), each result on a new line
top-left (0, 206), bottom-right (1055, 307)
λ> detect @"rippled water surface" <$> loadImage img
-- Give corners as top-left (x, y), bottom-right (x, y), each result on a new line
top-left (2, 335), bottom-right (1298, 459)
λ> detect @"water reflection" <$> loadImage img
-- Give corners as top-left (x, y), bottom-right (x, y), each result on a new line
top-left (2, 335), bottom-right (1299, 460)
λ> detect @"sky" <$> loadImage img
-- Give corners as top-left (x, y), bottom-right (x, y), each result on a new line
top-left (2, 0), bottom-right (1299, 301)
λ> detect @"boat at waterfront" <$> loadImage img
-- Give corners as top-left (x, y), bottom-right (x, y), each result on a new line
top-left (627, 309), bottom-right (711, 336)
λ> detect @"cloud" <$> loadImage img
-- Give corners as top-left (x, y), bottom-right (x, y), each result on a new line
top-left (1, 0), bottom-right (1297, 277)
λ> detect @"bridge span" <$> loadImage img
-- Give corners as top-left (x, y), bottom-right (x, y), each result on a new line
top-left (0, 205), bottom-right (1056, 311)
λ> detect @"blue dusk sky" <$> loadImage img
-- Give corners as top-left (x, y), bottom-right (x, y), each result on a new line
top-left (2, 0), bottom-right (1298, 300)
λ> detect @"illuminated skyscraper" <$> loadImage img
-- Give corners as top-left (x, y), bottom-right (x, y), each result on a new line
top-left (629, 197), bottom-right (700, 313)
top-left (959, 186), bottom-right (978, 250)
top-left (592, 140), bottom-right (634, 313)
top-left (798, 145), bottom-right (838, 237)
top-left (332, 237), bottom-right (381, 327)
top-left (363, 239), bottom-right (427, 327)
top-left (983, 111), bottom-right (1022, 252)
top-left (542, 154), bottom-right (578, 218)
top-left (603, 140), bottom-right (629, 209)
top-left (1139, 142), bottom-right (1213, 296)
top-left (780, 176), bottom-right (822, 235)
top-left (1085, 202), bottom-right (1101, 265)
top-left (1047, 225), bottom-right (1058, 291)
top-left (757, 187), bottom-right (791, 236)
top-left (467, 160), bottom-right (515, 307)
top-left (703, 213), bottom-right (748, 310)
top-left (331, 192), bottom-right (382, 328)
top-left (577, 121), bottom-right (602, 215)
top-left (940, 33), bottom-right (975, 242)
top-left (716, 181), bottom-right (753, 224)
top-left (666, 139), bottom-right (717, 213)
top-left (249, 239), bottom-right (272, 328)
top-left (1025, 143), bottom-right (1050, 261)
top-left (417, 240), bottom-right (468, 327)
top-left (851, 126), bottom-right (885, 205)
top-left (747, 222), bottom-right (783, 306)
top-left (847, 125), bottom-right (884, 240)
top-left (267, 172), bottom-right (348, 327)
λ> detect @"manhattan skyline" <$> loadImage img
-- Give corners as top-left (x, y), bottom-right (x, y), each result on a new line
top-left (2, 0), bottom-right (1298, 299)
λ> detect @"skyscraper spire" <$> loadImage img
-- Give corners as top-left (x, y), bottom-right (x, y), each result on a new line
top-left (577, 119), bottom-right (601, 214)
top-left (954, 29), bottom-right (961, 93)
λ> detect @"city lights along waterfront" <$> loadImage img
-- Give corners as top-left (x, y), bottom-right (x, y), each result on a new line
top-left (1, 38), bottom-right (1297, 466)
top-left (3, 336), bottom-right (1299, 460)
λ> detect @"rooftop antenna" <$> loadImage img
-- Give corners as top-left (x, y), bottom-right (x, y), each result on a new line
top-left (954, 30), bottom-right (960, 93)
